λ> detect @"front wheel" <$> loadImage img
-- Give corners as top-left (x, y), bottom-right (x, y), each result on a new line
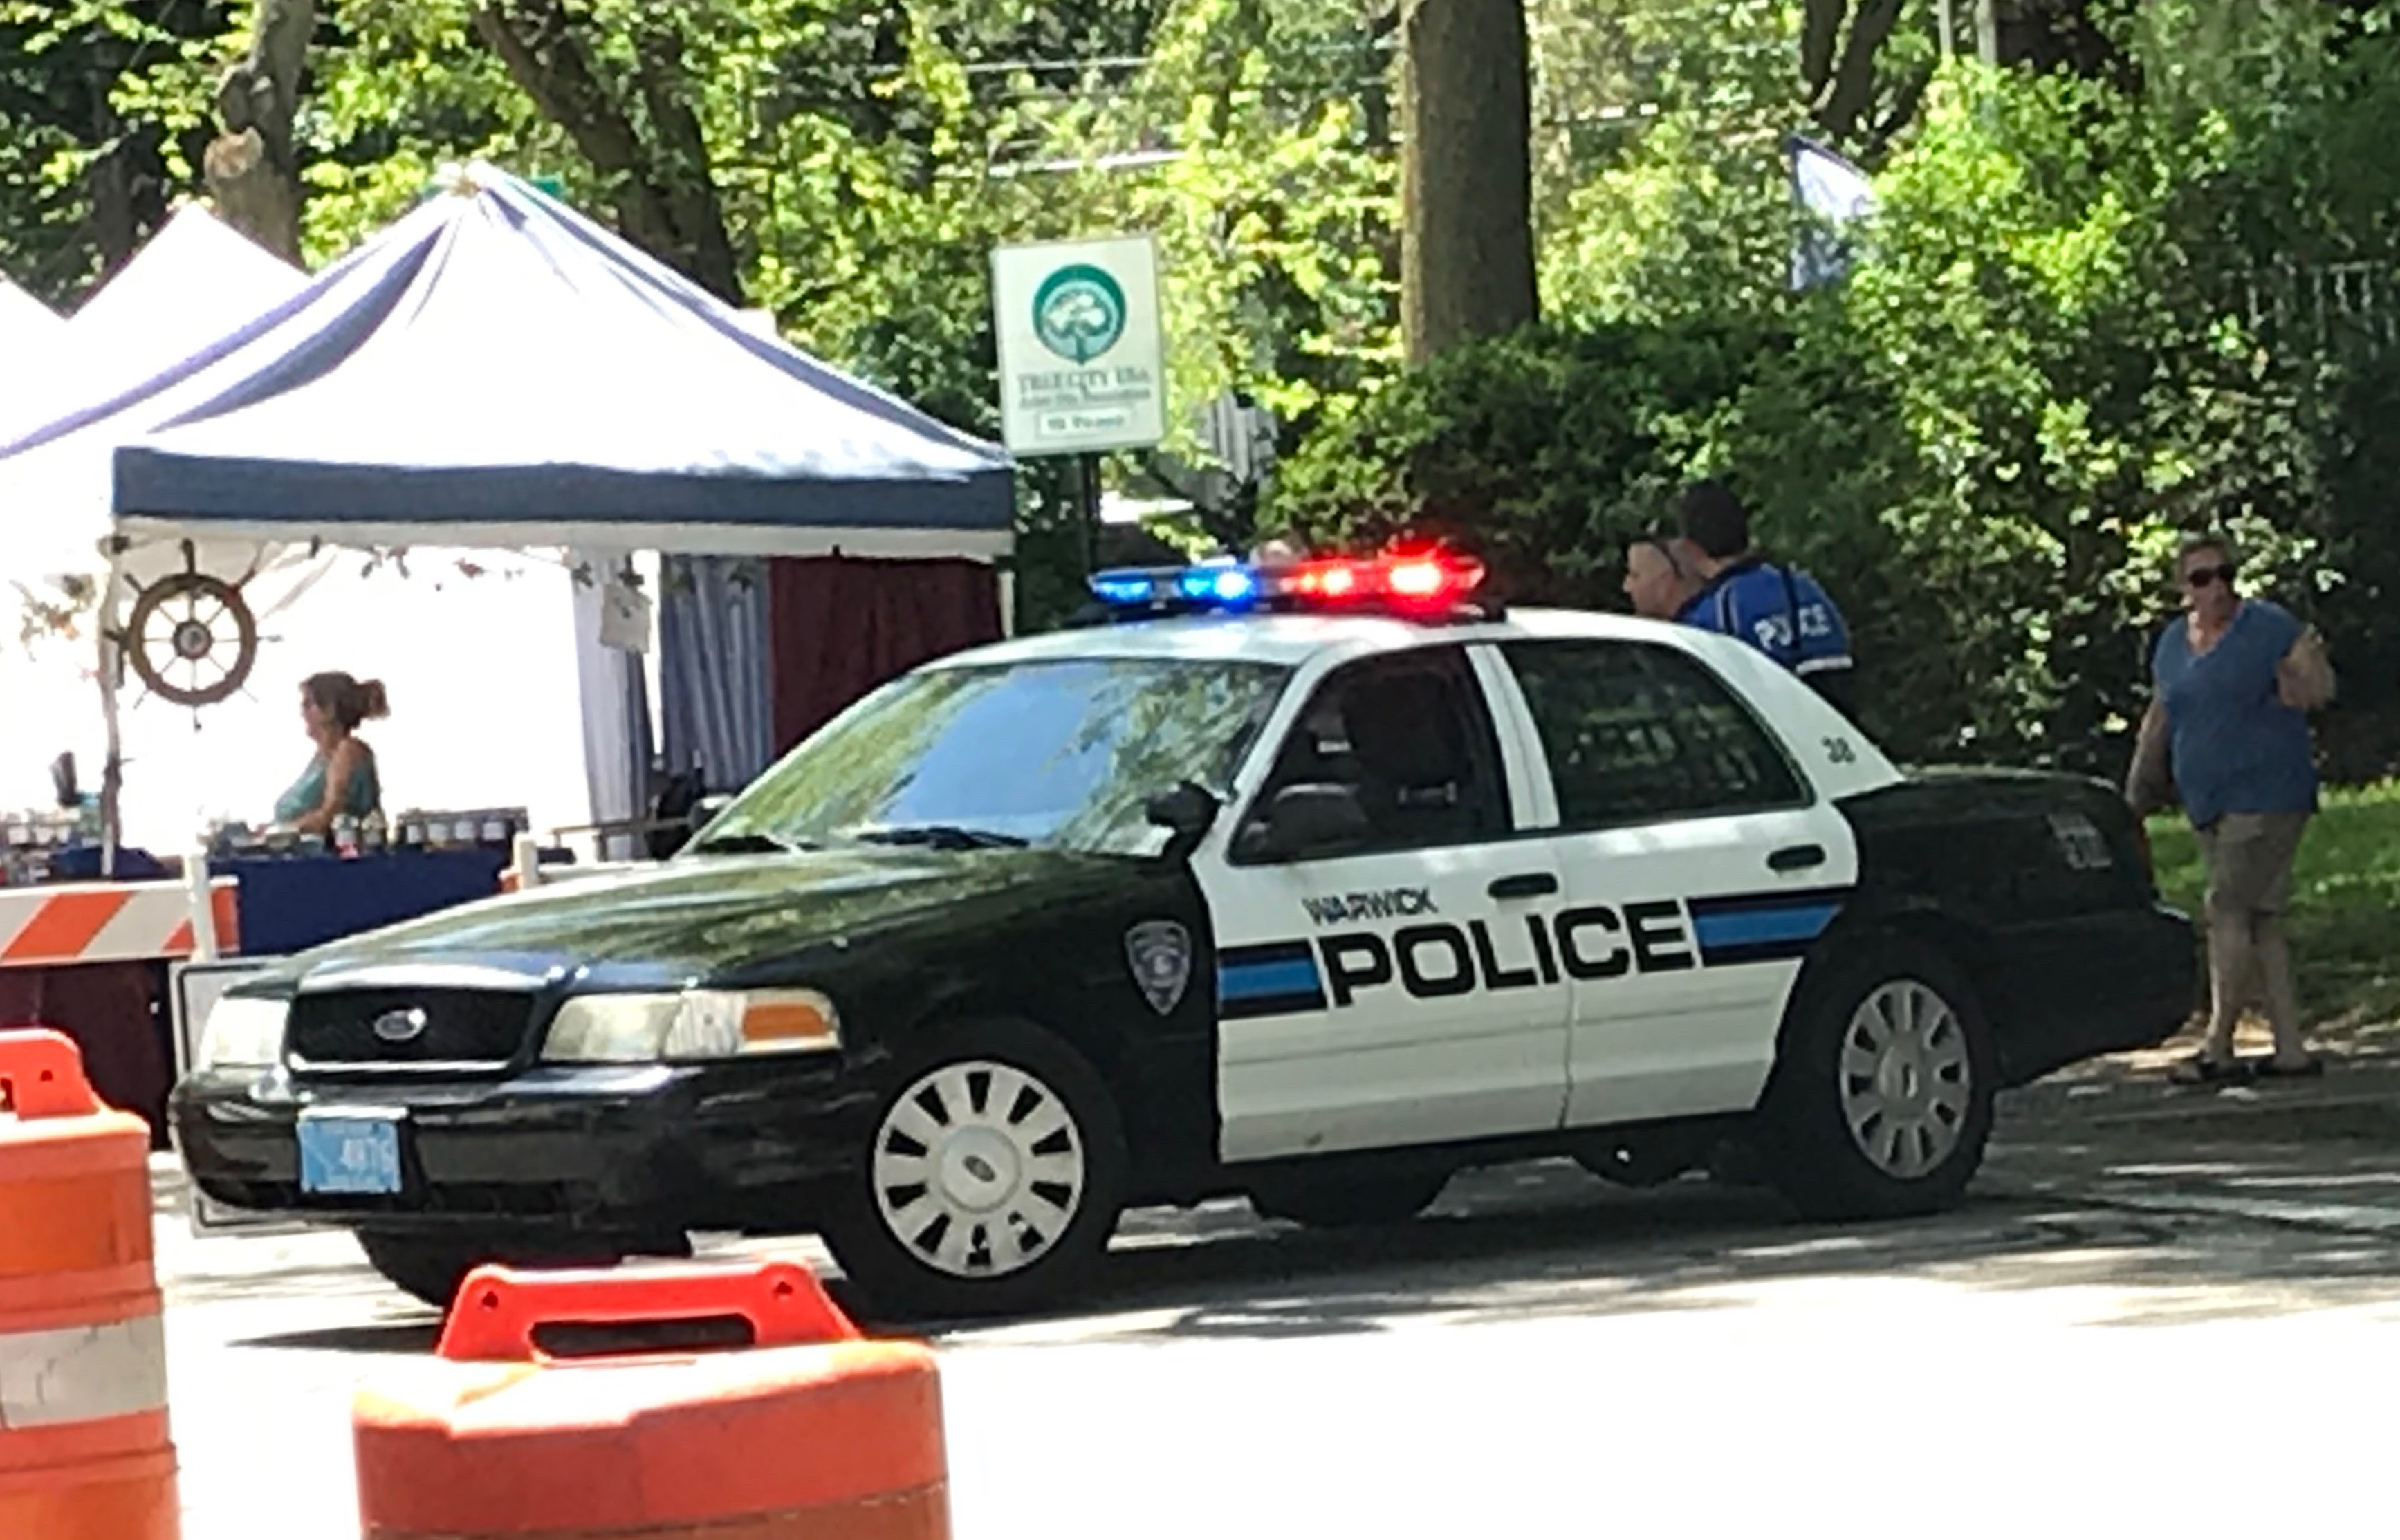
top-left (1762, 940), bottom-right (1995, 1221)
top-left (825, 1019), bottom-right (1128, 1320)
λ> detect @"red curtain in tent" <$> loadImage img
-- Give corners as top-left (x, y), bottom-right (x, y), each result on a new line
top-left (768, 555), bottom-right (1003, 754)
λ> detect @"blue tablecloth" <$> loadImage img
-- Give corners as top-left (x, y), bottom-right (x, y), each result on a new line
top-left (217, 848), bottom-right (510, 956)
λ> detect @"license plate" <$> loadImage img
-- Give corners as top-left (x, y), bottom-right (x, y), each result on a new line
top-left (297, 1113), bottom-right (405, 1196)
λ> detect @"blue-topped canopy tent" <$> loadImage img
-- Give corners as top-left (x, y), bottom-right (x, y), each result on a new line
top-left (0, 164), bottom-right (1017, 860)
top-left (36, 165), bottom-right (1015, 557)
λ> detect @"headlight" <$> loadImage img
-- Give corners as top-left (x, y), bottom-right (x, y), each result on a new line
top-left (540, 990), bottom-right (840, 1064)
top-left (197, 994), bottom-right (288, 1070)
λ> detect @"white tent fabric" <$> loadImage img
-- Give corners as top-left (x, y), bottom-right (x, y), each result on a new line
top-left (0, 276), bottom-right (64, 445)
top-left (0, 203), bottom-right (307, 595)
top-left (0, 550), bottom-right (596, 855)
top-left (65, 205), bottom-right (306, 378)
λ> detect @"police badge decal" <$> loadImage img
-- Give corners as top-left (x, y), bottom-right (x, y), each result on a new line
top-left (1125, 920), bottom-right (1192, 1015)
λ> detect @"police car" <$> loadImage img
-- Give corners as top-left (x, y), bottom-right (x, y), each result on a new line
top-left (171, 550), bottom-right (2195, 1317)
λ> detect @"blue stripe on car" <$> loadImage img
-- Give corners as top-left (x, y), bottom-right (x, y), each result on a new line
top-left (1690, 903), bottom-right (1843, 950)
top-left (1219, 956), bottom-right (1322, 1000)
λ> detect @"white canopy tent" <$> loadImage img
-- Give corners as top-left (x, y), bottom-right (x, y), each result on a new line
top-left (0, 167), bottom-right (1012, 866)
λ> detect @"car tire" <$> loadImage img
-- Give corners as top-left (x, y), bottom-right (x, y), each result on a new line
top-left (824, 1018), bottom-right (1129, 1321)
top-left (353, 1228), bottom-right (691, 1312)
top-left (1247, 1167), bottom-right (1448, 1227)
top-left (1761, 938), bottom-right (1996, 1222)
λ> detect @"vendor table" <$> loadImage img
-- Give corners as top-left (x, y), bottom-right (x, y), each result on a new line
top-left (214, 847), bottom-right (510, 956)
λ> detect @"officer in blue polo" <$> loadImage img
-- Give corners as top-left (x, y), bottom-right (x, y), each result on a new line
top-left (1674, 479), bottom-right (1858, 714)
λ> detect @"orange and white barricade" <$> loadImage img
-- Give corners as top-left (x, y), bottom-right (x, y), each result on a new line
top-left (0, 879), bottom-right (238, 968)
top-left (354, 1259), bottom-right (949, 1539)
top-left (0, 1028), bottom-right (180, 1539)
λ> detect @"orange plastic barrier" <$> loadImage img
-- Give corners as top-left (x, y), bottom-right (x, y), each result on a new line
top-left (353, 1259), bottom-right (950, 1539)
top-left (0, 1028), bottom-right (179, 1540)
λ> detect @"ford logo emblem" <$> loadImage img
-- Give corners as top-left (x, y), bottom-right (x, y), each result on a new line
top-left (371, 1008), bottom-right (429, 1044)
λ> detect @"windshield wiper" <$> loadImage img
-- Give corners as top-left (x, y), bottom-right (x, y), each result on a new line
top-left (846, 824), bottom-right (1030, 851)
top-left (687, 831), bottom-right (813, 856)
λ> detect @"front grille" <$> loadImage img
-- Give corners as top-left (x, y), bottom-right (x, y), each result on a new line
top-left (286, 988), bottom-right (539, 1068)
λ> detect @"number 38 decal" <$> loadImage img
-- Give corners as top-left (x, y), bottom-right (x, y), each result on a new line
top-left (1822, 736), bottom-right (1858, 766)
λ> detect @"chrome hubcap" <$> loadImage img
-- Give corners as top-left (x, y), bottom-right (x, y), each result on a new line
top-left (1838, 980), bottom-right (1973, 1179)
top-left (872, 1059), bottom-right (1085, 1279)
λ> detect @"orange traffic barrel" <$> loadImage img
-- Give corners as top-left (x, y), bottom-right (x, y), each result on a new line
top-left (0, 1027), bottom-right (179, 1540)
top-left (354, 1259), bottom-right (949, 1539)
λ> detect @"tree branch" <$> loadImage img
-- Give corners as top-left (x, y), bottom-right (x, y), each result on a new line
top-left (1813, 0), bottom-right (1902, 142)
top-left (1800, 0), bottom-right (1845, 96)
top-left (629, 22), bottom-right (742, 304)
top-left (472, 1), bottom-right (681, 268)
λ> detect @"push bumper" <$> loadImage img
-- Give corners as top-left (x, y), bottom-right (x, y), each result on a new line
top-left (168, 1058), bottom-right (878, 1235)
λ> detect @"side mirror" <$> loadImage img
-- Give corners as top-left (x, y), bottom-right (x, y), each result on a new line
top-left (1237, 783), bottom-right (1372, 862)
top-left (1145, 782), bottom-right (1220, 863)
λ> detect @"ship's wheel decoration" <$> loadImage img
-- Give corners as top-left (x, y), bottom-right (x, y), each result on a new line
top-left (121, 544), bottom-right (259, 709)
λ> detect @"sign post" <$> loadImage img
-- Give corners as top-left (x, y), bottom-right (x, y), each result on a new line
top-left (991, 235), bottom-right (1167, 573)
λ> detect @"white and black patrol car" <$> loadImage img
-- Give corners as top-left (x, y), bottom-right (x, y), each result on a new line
top-left (172, 550), bottom-right (2195, 1317)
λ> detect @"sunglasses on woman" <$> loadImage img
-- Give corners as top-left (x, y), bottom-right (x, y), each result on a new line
top-left (2183, 563), bottom-right (2238, 590)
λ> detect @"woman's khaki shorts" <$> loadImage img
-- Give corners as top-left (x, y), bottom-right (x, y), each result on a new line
top-left (2195, 811), bottom-right (2310, 921)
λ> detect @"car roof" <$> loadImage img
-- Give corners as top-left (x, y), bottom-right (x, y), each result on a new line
top-left (933, 606), bottom-right (1696, 671)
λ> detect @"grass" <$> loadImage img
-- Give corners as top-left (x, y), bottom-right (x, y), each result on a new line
top-left (2147, 781), bottom-right (2400, 1049)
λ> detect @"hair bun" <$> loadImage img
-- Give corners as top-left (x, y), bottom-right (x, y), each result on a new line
top-left (358, 679), bottom-right (390, 721)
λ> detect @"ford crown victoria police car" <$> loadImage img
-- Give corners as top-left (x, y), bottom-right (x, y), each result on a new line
top-left (172, 552), bottom-right (2195, 1317)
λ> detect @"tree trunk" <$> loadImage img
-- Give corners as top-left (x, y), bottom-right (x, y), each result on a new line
top-left (474, 1), bottom-right (745, 305)
top-left (1813, 0), bottom-right (1904, 142)
top-left (1399, 0), bottom-right (1535, 364)
top-left (203, 0), bottom-right (312, 262)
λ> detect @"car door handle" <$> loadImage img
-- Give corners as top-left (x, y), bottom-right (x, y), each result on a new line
top-left (1488, 873), bottom-right (1560, 900)
top-left (1768, 844), bottom-right (1827, 873)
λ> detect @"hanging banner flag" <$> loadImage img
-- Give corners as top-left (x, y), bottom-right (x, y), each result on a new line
top-left (1787, 136), bottom-right (1879, 291)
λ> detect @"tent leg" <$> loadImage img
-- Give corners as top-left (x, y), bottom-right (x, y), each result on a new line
top-left (1078, 452), bottom-right (1102, 575)
top-left (96, 550), bottom-right (127, 879)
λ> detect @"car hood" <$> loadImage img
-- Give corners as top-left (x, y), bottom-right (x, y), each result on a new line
top-left (283, 847), bottom-right (1136, 990)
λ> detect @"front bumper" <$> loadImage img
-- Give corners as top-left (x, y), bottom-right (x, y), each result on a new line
top-left (168, 1057), bottom-right (878, 1235)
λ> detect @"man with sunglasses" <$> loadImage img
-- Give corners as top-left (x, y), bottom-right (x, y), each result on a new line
top-left (2127, 534), bottom-right (2335, 1085)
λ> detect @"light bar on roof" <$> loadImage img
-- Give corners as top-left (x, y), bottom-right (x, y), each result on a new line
top-left (1086, 550), bottom-right (1487, 618)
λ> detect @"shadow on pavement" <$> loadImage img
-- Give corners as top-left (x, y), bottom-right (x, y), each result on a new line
top-left (237, 1321), bottom-right (441, 1355)
top-left (860, 1156), bottom-right (2400, 1344)
top-left (202, 1150), bottom-right (2400, 1357)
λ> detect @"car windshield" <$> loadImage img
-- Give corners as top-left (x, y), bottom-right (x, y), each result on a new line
top-left (694, 656), bottom-right (1294, 857)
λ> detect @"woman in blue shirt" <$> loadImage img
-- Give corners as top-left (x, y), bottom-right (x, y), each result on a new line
top-left (274, 671), bottom-right (387, 835)
top-left (2126, 536), bottom-right (2334, 1084)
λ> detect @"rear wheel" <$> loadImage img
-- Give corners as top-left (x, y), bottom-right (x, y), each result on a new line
top-left (1763, 940), bottom-right (1995, 1221)
top-left (353, 1227), bottom-right (690, 1312)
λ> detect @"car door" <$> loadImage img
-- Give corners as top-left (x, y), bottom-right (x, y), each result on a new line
top-left (1196, 644), bottom-right (1570, 1163)
top-left (1493, 637), bottom-right (1861, 1127)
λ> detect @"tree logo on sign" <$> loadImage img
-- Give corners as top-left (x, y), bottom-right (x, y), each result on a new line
top-left (1033, 263), bottom-right (1128, 364)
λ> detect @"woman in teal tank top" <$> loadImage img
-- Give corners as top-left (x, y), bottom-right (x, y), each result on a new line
top-left (275, 671), bottom-right (388, 833)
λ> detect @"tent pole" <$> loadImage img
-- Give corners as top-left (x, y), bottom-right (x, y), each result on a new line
top-left (96, 548), bottom-right (126, 879)
top-left (1078, 453), bottom-right (1102, 575)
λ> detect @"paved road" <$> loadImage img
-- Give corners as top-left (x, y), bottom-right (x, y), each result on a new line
top-left (161, 1088), bottom-right (2400, 1539)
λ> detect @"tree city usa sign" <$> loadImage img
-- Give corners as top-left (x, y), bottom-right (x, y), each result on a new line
top-left (991, 234), bottom-right (1166, 456)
